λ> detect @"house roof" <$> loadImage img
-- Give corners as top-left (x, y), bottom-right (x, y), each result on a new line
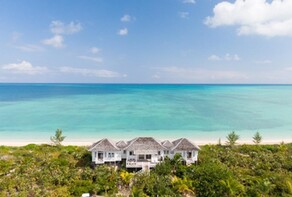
top-left (89, 137), bottom-right (200, 152)
top-left (116, 140), bottom-right (128, 148)
top-left (124, 137), bottom-right (167, 151)
top-left (162, 140), bottom-right (174, 148)
top-left (171, 138), bottom-right (200, 151)
top-left (89, 138), bottom-right (120, 151)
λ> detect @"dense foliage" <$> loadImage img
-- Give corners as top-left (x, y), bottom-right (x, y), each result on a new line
top-left (0, 143), bottom-right (291, 196)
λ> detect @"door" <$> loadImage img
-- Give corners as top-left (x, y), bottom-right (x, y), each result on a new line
top-left (98, 152), bottom-right (104, 160)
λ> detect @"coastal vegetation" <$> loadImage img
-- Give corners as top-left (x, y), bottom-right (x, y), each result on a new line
top-left (225, 131), bottom-right (240, 146)
top-left (50, 129), bottom-right (66, 146)
top-left (253, 131), bottom-right (262, 145)
top-left (0, 142), bottom-right (291, 196)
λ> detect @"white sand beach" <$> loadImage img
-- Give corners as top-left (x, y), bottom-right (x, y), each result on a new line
top-left (0, 139), bottom-right (291, 147)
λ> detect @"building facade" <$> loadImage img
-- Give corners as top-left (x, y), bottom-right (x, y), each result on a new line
top-left (89, 137), bottom-right (200, 171)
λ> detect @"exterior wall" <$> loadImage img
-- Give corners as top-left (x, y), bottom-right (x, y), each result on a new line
top-left (167, 150), bottom-right (198, 164)
top-left (91, 149), bottom-right (198, 166)
top-left (121, 150), bottom-right (127, 159)
top-left (92, 151), bottom-right (122, 164)
top-left (125, 150), bottom-right (165, 168)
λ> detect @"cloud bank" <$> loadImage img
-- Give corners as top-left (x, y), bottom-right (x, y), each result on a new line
top-left (42, 35), bottom-right (64, 48)
top-left (205, 0), bottom-right (292, 37)
top-left (208, 53), bottom-right (240, 61)
top-left (1, 61), bottom-right (47, 75)
top-left (42, 20), bottom-right (82, 48)
top-left (60, 67), bottom-right (126, 78)
top-left (156, 66), bottom-right (248, 82)
top-left (50, 20), bottom-right (82, 35)
top-left (118, 28), bottom-right (128, 36)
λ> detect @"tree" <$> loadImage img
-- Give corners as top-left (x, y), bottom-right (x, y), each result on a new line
top-left (226, 131), bottom-right (239, 147)
top-left (172, 176), bottom-right (194, 196)
top-left (253, 131), bottom-right (262, 145)
top-left (188, 163), bottom-right (244, 197)
top-left (50, 129), bottom-right (66, 146)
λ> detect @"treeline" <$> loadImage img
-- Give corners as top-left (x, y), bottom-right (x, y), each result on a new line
top-left (0, 143), bottom-right (291, 196)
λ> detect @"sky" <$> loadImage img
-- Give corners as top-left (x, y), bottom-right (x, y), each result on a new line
top-left (1, 0), bottom-right (292, 83)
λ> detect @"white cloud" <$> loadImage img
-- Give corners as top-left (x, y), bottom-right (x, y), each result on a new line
top-left (225, 53), bottom-right (240, 61)
top-left (78, 56), bottom-right (103, 63)
top-left (179, 12), bottom-right (190, 19)
top-left (157, 66), bottom-right (248, 82)
top-left (255, 60), bottom-right (272, 64)
top-left (13, 44), bottom-right (44, 52)
top-left (42, 35), bottom-right (64, 48)
top-left (60, 67), bottom-right (126, 78)
top-left (205, 0), bottom-right (292, 37)
top-left (152, 74), bottom-right (161, 79)
top-left (117, 28), bottom-right (128, 36)
top-left (90, 47), bottom-right (101, 54)
top-left (183, 0), bottom-right (195, 4)
top-left (208, 53), bottom-right (240, 61)
top-left (50, 20), bottom-right (82, 35)
top-left (42, 20), bottom-right (82, 48)
top-left (12, 32), bottom-right (22, 42)
top-left (208, 55), bottom-right (222, 61)
top-left (121, 15), bottom-right (135, 22)
top-left (285, 67), bottom-right (292, 71)
top-left (1, 61), bottom-right (47, 75)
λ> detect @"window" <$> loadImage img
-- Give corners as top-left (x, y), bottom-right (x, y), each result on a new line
top-left (123, 150), bottom-right (126, 154)
top-left (164, 150), bottom-right (169, 154)
top-left (138, 155), bottom-right (145, 160)
top-left (158, 151), bottom-right (161, 155)
top-left (94, 152), bottom-right (97, 158)
top-left (146, 155), bottom-right (151, 160)
top-left (108, 153), bottom-right (115, 158)
top-left (170, 151), bottom-right (174, 154)
top-left (129, 151), bottom-right (134, 156)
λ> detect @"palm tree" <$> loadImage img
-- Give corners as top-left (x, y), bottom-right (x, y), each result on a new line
top-left (226, 131), bottom-right (239, 147)
top-left (50, 129), bottom-right (66, 146)
top-left (172, 176), bottom-right (194, 196)
top-left (253, 131), bottom-right (262, 144)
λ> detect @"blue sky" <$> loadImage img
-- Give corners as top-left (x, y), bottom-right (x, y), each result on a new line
top-left (1, 0), bottom-right (292, 83)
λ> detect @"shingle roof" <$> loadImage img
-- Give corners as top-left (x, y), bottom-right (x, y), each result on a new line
top-left (124, 137), bottom-right (167, 151)
top-left (89, 137), bottom-right (199, 152)
top-left (162, 140), bottom-right (174, 148)
top-left (89, 138), bottom-right (120, 151)
top-left (116, 140), bottom-right (128, 148)
top-left (171, 138), bottom-right (200, 151)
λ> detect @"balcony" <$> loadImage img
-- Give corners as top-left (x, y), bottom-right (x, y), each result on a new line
top-left (126, 161), bottom-right (159, 168)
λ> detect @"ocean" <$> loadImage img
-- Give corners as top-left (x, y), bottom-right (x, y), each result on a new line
top-left (0, 84), bottom-right (291, 144)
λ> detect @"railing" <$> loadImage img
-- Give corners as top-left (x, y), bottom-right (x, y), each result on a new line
top-left (186, 158), bottom-right (196, 165)
top-left (95, 159), bottom-right (104, 164)
top-left (126, 161), bottom-right (158, 168)
top-left (95, 156), bottom-right (122, 164)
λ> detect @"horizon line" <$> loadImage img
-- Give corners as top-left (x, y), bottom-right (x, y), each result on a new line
top-left (1, 82), bottom-right (292, 85)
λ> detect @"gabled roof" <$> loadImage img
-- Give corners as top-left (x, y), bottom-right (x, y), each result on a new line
top-left (89, 138), bottom-right (120, 151)
top-left (171, 138), bottom-right (200, 151)
top-left (162, 140), bottom-right (174, 148)
top-left (124, 137), bottom-right (167, 151)
top-left (116, 140), bottom-right (128, 148)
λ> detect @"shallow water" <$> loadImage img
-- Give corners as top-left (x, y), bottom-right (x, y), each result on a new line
top-left (0, 84), bottom-right (291, 143)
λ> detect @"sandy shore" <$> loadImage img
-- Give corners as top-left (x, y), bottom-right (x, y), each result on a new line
top-left (0, 139), bottom-right (291, 147)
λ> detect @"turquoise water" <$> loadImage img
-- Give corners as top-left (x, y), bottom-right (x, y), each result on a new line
top-left (0, 84), bottom-right (292, 143)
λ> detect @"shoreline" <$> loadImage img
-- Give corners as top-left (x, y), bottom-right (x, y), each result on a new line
top-left (1, 139), bottom-right (291, 147)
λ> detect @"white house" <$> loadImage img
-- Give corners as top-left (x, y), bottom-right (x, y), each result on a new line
top-left (89, 137), bottom-right (200, 171)
top-left (89, 138), bottom-right (122, 164)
